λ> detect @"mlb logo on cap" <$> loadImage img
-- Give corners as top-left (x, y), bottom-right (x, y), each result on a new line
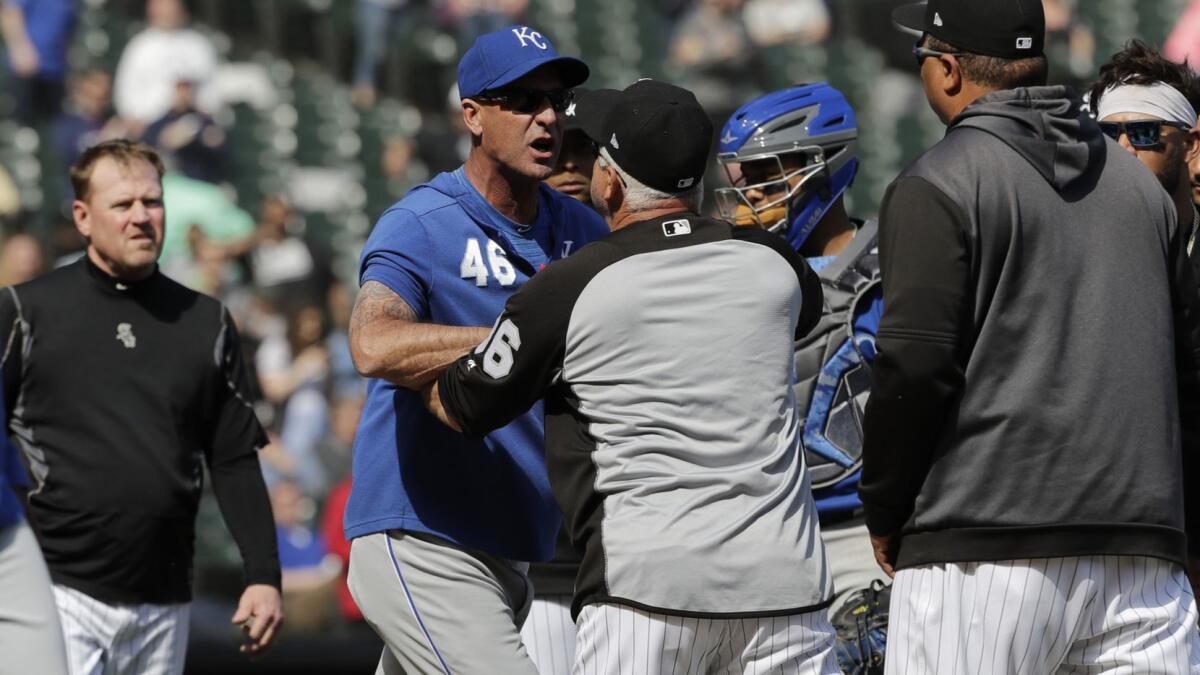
top-left (1016, 37), bottom-right (1033, 49)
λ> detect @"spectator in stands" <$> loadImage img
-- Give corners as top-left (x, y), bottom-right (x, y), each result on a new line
top-left (271, 479), bottom-right (340, 630)
top-left (114, 0), bottom-right (219, 128)
top-left (320, 478), bottom-right (363, 623)
top-left (272, 480), bottom-right (333, 578)
top-left (273, 304), bottom-right (333, 497)
top-left (381, 135), bottom-right (428, 200)
top-left (0, 232), bottom-right (43, 286)
top-left (444, 0), bottom-right (530, 53)
top-left (143, 78), bottom-right (227, 184)
top-left (741, 0), bottom-right (829, 49)
top-left (1166, 0), bottom-right (1200, 67)
top-left (0, 163), bottom-right (18, 225)
top-left (157, 171), bottom-right (255, 287)
top-left (352, 0), bottom-right (411, 108)
top-left (53, 70), bottom-right (129, 172)
top-left (0, 0), bottom-right (75, 125)
top-left (248, 195), bottom-right (318, 303)
top-left (325, 280), bottom-right (365, 402)
top-left (668, 0), bottom-right (761, 124)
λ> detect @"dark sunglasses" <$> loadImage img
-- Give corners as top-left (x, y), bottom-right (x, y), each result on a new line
top-left (475, 87), bottom-right (574, 114)
top-left (912, 44), bottom-right (964, 67)
top-left (1098, 120), bottom-right (1193, 148)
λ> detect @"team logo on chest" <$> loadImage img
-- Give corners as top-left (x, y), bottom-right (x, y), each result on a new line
top-left (116, 323), bottom-right (137, 349)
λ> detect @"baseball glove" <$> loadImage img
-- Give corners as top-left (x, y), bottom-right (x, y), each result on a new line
top-left (831, 579), bottom-right (890, 675)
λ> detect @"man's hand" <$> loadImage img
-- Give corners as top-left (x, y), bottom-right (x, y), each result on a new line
top-left (869, 533), bottom-right (900, 578)
top-left (231, 584), bottom-right (283, 655)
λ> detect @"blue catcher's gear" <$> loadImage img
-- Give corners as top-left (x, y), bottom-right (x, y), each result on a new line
top-left (715, 83), bottom-right (859, 251)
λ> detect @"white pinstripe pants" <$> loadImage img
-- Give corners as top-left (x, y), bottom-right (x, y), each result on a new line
top-left (886, 556), bottom-right (1200, 675)
top-left (521, 594), bottom-right (577, 675)
top-left (572, 603), bottom-right (839, 675)
top-left (52, 585), bottom-right (190, 675)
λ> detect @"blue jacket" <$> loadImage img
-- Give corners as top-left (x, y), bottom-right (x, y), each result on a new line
top-left (345, 169), bottom-right (608, 561)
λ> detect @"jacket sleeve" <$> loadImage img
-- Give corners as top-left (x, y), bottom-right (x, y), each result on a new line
top-left (1172, 210), bottom-right (1200, 556)
top-left (205, 308), bottom-right (280, 590)
top-left (860, 176), bottom-right (972, 536)
top-left (439, 269), bottom-right (573, 438)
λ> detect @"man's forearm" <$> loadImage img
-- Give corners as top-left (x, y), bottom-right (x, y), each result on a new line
top-left (355, 322), bottom-right (490, 389)
top-left (350, 280), bottom-right (490, 389)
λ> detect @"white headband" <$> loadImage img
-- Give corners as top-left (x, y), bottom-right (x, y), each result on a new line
top-left (1095, 81), bottom-right (1198, 128)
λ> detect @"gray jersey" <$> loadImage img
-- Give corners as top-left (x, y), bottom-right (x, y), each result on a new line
top-left (440, 212), bottom-right (831, 619)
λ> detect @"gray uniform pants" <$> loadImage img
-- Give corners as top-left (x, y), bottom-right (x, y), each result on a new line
top-left (348, 530), bottom-right (538, 675)
top-left (0, 519), bottom-right (68, 675)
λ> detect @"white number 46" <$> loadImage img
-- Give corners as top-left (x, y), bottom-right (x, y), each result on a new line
top-left (475, 318), bottom-right (521, 378)
top-left (461, 238), bottom-right (517, 287)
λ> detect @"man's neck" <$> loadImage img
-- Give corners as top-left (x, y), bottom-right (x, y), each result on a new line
top-left (86, 247), bottom-right (155, 282)
top-left (464, 152), bottom-right (540, 223)
top-left (800, 200), bottom-right (855, 258)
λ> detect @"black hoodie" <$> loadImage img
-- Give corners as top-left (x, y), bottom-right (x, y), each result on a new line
top-left (861, 86), bottom-right (1200, 569)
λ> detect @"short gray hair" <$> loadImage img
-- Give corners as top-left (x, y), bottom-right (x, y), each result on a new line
top-left (597, 148), bottom-right (703, 213)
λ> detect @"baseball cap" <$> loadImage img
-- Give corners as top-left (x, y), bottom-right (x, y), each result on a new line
top-left (561, 88), bottom-right (589, 132)
top-left (893, 0), bottom-right (1045, 59)
top-left (575, 80), bottom-right (713, 194)
top-left (457, 26), bottom-right (589, 98)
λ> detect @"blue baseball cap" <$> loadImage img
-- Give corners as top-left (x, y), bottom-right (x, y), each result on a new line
top-left (457, 26), bottom-right (590, 99)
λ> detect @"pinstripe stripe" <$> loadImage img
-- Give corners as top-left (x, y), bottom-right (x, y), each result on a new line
top-left (385, 535), bottom-right (452, 675)
top-left (888, 557), bottom-right (1200, 675)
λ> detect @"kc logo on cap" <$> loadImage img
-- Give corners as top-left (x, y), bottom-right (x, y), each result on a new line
top-left (456, 25), bottom-right (589, 99)
top-left (512, 26), bottom-right (548, 49)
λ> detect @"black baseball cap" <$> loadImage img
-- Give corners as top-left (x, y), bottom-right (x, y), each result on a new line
top-left (893, 0), bottom-right (1045, 59)
top-left (561, 88), bottom-right (588, 132)
top-left (575, 80), bottom-right (713, 194)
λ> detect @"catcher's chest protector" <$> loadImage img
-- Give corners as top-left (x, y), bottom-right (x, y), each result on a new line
top-left (793, 221), bottom-right (881, 489)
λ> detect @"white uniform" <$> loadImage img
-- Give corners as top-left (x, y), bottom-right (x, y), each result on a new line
top-left (53, 585), bottom-right (189, 675)
top-left (521, 594), bottom-right (577, 675)
top-left (573, 604), bottom-right (838, 675)
top-left (885, 555), bottom-right (1200, 674)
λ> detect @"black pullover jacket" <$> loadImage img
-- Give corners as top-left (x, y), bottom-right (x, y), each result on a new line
top-left (0, 257), bottom-right (280, 603)
top-left (861, 86), bottom-right (1200, 569)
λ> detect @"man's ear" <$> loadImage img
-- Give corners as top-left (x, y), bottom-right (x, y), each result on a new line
top-left (462, 99), bottom-right (484, 139)
top-left (72, 200), bottom-right (92, 239)
top-left (601, 164), bottom-right (621, 207)
top-left (941, 54), bottom-right (963, 97)
top-left (1184, 127), bottom-right (1200, 164)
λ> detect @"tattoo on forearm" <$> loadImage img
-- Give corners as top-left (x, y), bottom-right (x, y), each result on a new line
top-left (352, 281), bottom-right (418, 330)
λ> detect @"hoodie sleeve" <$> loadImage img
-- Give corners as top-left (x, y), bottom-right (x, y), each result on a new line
top-left (860, 176), bottom-right (972, 536)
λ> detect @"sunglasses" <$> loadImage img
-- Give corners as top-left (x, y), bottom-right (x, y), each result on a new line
top-left (475, 87), bottom-right (574, 114)
top-left (912, 44), bottom-right (964, 67)
top-left (1098, 120), bottom-right (1193, 148)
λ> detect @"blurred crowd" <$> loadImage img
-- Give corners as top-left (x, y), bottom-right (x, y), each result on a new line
top-left (0, 0), bottom-right (1194, 636)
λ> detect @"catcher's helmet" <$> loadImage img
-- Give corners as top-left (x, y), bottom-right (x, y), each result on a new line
top-left (715, 83), bottom-right (859, 251)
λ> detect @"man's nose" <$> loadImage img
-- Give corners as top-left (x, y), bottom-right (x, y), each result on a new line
top-left (129, 201), bottom-right (151, 223)
top-left (1116, 133), bottom-right (1138, 156)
